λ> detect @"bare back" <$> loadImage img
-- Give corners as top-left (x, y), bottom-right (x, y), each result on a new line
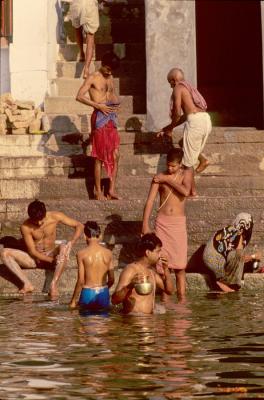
top-left (78, 243), bottom-right (113, 287)
top-left (158, 170), bottom-right (186, 217)
top-left (173, 85), bottom-right (204, 117)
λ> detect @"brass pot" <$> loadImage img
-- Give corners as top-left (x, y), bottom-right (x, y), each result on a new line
top-left (134, 282), bottom-right (153, 295)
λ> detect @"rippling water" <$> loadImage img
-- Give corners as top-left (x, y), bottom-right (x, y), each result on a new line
top-left (0, 291), bottom-right (264, 399)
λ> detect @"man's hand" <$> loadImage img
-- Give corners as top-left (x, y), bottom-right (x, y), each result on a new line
top-left (153, 174), bottom-right (168, 184)
top-left (98, 104), bottom-right (117, 115)
top-left (156, 129), bottom-right (173, 138)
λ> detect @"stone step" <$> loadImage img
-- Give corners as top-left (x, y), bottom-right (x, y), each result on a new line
top-left (1, 196), bottom-right (264, 227)
top-left (56, 60), bottom-right (146, 79)
top-left (1, 174), bottom-right (264, 201)
top-left (44, 95), bottom-right (145, 115)
top-left (51, 76), bottom-right (145, 97)
top-left (58, 43), bottom-right (145, 62)
top-left (0, 268), bottom-right (262, 296)
top-left (47, 113), bottom-right (146, 133)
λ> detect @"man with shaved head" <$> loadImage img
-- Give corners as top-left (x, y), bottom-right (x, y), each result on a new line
top-left (157, 68), bottom-right (212, 196)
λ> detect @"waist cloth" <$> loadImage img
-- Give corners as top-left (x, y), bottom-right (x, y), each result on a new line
top-left (182, 112), bottom-right (212, 168)
top-left (79, 286), bottom-right (110, 310)
top-left (69, 0), bottom-right (99, 34)
top-left (155, 214), bottom-right (187, 270)
top-left (91, 107), bottom-right (120, 179)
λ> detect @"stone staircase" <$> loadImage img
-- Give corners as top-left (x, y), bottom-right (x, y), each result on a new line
top-left (47, 0), bottom-right (146, 135)
top-left (1, 1), bottom-right (264, 295)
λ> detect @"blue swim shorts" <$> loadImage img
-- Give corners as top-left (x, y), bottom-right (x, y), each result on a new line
top-left (79, 286), bottom-right (110, 310)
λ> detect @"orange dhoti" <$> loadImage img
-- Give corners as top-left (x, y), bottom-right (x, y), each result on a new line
top-left (155, 214), bottom-right (187, 270)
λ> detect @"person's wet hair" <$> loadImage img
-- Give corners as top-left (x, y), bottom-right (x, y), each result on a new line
top-left (28, 200), bottom-right (46, 221)
top-left (167, 147), bottom-right (184, 163)
top-left (137, 233), bottom-right (162, 257)
top-left (101, 51), bottom-right (120, 71)
top-left (84, 221), bottom-right (101, 238)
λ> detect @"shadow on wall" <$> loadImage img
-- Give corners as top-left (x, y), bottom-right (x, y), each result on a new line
top-left (103, 214), bottom-right (142, 268)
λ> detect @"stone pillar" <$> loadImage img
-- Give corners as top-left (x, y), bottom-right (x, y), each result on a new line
top-left (261, 1), bottom-right (264, 128)
top-left (145, 0), bottom-right (197, 131)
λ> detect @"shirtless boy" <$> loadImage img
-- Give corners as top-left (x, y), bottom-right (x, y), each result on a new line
top-left (0, 200), bottom-right (83, 299)
top-left (69, 221), bottom-right (114, 310)
top-left (76, 51), bottom-right (120, 200)
top-left (112, 233), bottom-right (174, 315)
top-left (157, 68), bottom-right (212, 196)
top-left (142, 148), bottom-right (187, 301)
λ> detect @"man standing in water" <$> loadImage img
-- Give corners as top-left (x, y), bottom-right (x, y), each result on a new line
top-left (0, 200), bottom-right (83, 299)
top-left (157, 68), bottom-right (212, 196)
top-left (142, 148), bottom-right (187, 302)
top-left (76, 51), bottom-right (121, 200)
top-left (70, 221), bottom-right (115, 310)
top-left (112, 233), bottom-right (174, 315)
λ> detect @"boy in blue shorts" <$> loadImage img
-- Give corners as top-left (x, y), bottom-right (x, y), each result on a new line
top-left (69, 221), bottom-right (114, 311)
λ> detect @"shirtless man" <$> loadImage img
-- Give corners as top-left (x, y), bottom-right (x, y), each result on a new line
top-left (69, 0), bottom-right (100, 79)
top-left (69, 221), bottom-right (114, 310)
top-left (76, 51), bottom-right (120, 200)
top-left (142, 148), bottom-right (187, 301)
top-left (157, 68), bottom-right (212, 196)
top-left (112, 233), bottom-right (174, 315)
top-left (0, 200), bottom-right (83, 299)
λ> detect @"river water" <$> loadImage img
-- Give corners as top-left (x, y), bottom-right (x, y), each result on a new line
top-left (0, 291), bottom-right (263, 399)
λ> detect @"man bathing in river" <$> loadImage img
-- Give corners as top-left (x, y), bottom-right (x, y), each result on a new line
top-left (0, 200), bottom-right (83, 299)
top-left (70, 221), bottom-right (114, 310)
top-left (76, 51), bottom-right (121, 200)
top-left (157, 68), bottom-right (212, 196)
top-left (142, 148), bottom-right (187, 302)
top-left (112, 233), bottom-right (174, 315)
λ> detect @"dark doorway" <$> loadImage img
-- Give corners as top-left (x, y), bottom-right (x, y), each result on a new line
top-left (196, 0), bottom-right (263, 128)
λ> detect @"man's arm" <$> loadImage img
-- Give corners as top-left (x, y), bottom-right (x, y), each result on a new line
top-left (21, 225), bottom-right (54, 263)
top-left (69, 252), bottom-right (85, 308)
top-left (153, 170), bottom-right (192, 197)
top-left (107, 252), bottom-right (115, 289)
top-left (155, 260), bottom-right (174, 295)
top-left (111, 266), bottom-right (134, 305)
top-left (142, 181), bottom-right (159, 234)
top-left (55, 212), bottom-right (83, 246)
top-left (158, 86), bottom-right (185, 134)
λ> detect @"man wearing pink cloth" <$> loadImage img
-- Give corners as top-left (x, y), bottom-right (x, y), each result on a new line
top-left (76, 52), bottom-right (120, 200)
top-left (142, 148), bottom-right (188, 302)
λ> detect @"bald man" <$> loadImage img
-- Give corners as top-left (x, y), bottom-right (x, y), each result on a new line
top-left (157, 68), bottom-right (212, 196)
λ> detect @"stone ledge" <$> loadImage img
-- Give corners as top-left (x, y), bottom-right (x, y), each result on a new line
top-left (0, 268), bottom-right (263, 296)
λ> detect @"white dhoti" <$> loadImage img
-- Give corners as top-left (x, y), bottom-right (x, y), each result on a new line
top-left (70, 0), bottom-right (99, 34)
top-left (182, 112), bottom-right (212, 168)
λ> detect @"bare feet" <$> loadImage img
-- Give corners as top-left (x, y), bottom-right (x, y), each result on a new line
top-left (216, 281), bottom-right (235, 293)
top-left (49, 283), bottom-right (59, 301)
top-left (196, 158), bottom-right (209, 173)
top-left (107, 191), bottom-right (121, 200)
top-left (94, 191), bottom-right (107, 200)
top-left (19, 284), bottom-right (34, 294)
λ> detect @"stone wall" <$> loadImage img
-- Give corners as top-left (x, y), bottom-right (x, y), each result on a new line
top-left (145, 0), bottom-right (197, 131)
top-left (8, 0), bottom-right (59, 107)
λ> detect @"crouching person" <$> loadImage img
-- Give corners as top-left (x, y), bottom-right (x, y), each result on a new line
top-left (111, 233), bottom-right (174, 315)
top-left (69, 221), bottom-right (115, 311)
top-left (0, 200), bottom-right (83, 299)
